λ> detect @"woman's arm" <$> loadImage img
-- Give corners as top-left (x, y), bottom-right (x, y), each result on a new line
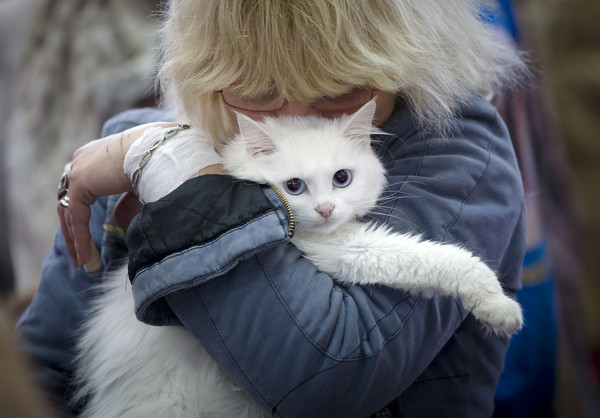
top-left (126, 97), bottom-right (526, 416)
top-left (57, 120), bottom-right (179, 268)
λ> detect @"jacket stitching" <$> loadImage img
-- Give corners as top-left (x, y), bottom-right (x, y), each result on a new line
top-left (380, 134), bottom-right (430, 231)
top-left (135, 214), bottom-right (160, 262)
top-left (443, 115), bottom-right (496, 241)
top-left (256, 252), bottom-right (417, 362)
top-left (136, 234), bottom-right (290, 319)
top-left (412, 373), bottom-right (470, 385)
top-left (191, 287), bottom-right (273, 410)
top-left (271, 298), bottom-right (419, 410)
top-left (134, 208), bottom-right (290, 319)
top-left (414, 135), bottom-right (430, 177)
top-left (160, 180), bottom-right (266, 221)
top-left (134, 211), bottom-right (283, 279)
top-left (159, 192), bottom-right (234, 231)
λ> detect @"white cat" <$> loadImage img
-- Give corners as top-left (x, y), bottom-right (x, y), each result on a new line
top-left (74, 101), bottom-right (522, 417)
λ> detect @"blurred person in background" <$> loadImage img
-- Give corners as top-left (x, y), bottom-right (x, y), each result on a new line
top-left (0, 0), bottom-right (159, 414)
top-left (517, 0), bottom-right (600, 393)
top-left (488, 0), bottom-right (600, 416)
top-left (0, 0), bottom-right (161, 301)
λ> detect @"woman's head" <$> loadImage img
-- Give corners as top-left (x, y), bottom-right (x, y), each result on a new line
top-left (158, 0), bottom-right (525, 141)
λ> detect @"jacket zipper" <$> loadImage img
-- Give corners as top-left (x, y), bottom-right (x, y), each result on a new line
top-left (270, 185), bottom-right (295, 238)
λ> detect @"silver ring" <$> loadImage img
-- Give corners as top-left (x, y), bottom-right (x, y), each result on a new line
top-left (57, 171), bottom-right (69, 201)
top-left (59, 195), bottom-right (70, 209)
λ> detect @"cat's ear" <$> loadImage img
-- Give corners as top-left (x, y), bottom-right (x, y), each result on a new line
top-left (342, 98), bottom-right (377, 147)
top-left (235, 112), bottom-right (278, 157)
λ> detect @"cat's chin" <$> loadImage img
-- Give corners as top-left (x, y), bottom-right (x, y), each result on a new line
top-left (302, 220), bottom-right (344, 236)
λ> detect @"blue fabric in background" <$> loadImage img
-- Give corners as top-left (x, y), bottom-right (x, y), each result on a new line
top-left (485, 2), bottom-right (558, 416)
top-left (481, 0), bottom-right (520, 43)
top-left (494, 239), bottom-right (558, 417)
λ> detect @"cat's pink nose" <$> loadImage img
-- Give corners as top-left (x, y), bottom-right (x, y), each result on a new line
top-left (316, 202), bottom-right (335, 218)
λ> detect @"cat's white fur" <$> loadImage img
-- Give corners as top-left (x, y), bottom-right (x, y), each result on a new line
top-left (75, 101), bottom-right (522, 417)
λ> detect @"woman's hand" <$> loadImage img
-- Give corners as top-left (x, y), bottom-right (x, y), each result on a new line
top-left (57, 122), bottom-right (177, 271)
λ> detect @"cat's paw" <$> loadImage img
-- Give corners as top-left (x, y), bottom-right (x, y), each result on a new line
top-left (471, 294), bottom-right (523, 335)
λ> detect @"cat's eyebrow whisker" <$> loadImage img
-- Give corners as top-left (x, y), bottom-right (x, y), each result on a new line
top-left (371, 138), bottom-right (403, 161)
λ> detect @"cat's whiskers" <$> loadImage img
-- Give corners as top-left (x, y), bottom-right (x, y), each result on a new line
top-left (362, 210), bottom-right (426, 234)
top-left (348, 188), bottom-right (421, 214)
top-left (384, 179), bottom-right (428, 194)
top-left (344, 190), bottom-right (425, 231)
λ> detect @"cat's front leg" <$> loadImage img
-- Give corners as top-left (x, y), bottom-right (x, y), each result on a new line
top-left (342, 223), bottom-right (523, 334)
top-left (296, 222), bottom-right (522, 334)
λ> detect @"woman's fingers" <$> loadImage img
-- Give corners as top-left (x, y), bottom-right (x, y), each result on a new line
top-left (56, 182), bottom-right (93, 268)
top-left (55, 122), bottom-right (175, 271)
top-left (57, 189), bottom-right (101, 273)
top-left (68, 196), bottom-right (93, 267)
top-left (84, 237), bottom-right (102, 274)
top-left (57, 203), bottom-right (79, 267)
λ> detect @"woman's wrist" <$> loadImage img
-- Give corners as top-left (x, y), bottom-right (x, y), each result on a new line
top-left (109, 122), bottom-right (180, 192)
top-left (115, 122), bottom-right (179, 160)
top-left (123, 125), bottom-right (222, 203)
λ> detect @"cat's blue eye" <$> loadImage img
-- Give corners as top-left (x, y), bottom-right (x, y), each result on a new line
top-left (332, 169), bottom-right (352, 188)
top-left (284, 178), bottom-right (306, 195)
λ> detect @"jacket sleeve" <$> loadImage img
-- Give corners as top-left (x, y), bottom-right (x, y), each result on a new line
top-left (126, 96), bottom-right (526, 417)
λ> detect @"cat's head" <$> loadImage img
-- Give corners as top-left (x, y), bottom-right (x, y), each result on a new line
top-left (222, 100), bottom-right (387, 234)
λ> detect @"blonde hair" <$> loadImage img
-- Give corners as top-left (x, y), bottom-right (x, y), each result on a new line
top-left (158, 0), bottom-right (525, 141)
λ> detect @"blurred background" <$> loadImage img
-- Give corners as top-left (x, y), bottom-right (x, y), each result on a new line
top-left (0, 0), bottom-right (598, 416)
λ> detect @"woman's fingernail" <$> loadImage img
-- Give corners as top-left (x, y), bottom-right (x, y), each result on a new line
top-left (74, 252), bottom-right (82, 268)
top-left (84, 238), bottom-right (102, 274)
